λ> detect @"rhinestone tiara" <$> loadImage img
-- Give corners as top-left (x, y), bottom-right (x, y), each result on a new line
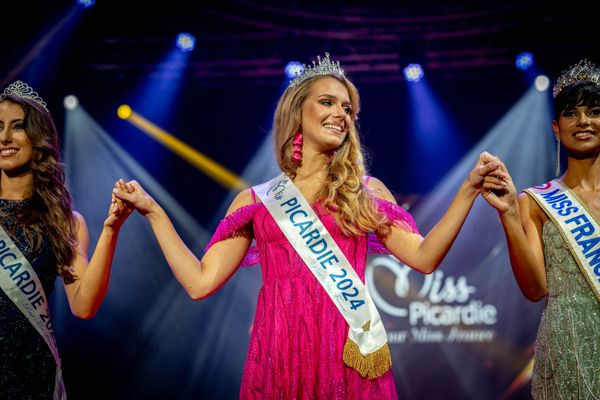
top-left (288, 52), bottom-right (345, 88)
top-left (2, 80), bottom-right (48, 111)
top-left (552, 59), bottom-right (600, 98)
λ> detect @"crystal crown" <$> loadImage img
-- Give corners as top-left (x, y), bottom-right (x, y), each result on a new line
top-left (289, 52), bottom-right (345, 88)
top-left (553, 59), bottom-right (600, 98)
top-left (2, 80), bottom-right (48, 111)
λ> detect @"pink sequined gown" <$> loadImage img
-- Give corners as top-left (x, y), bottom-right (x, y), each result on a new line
top-left (206, 197), bottom-right (419, 399)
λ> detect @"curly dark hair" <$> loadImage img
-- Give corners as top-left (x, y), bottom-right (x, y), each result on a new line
top-left (0, 94), bottom-right (77, 283)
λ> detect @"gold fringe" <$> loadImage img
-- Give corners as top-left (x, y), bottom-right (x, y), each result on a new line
top-left (342, 338), bottom-right (392, 380)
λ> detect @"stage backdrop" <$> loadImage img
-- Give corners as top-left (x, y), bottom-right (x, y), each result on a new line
top-left (57, 87), bottom-right (553, 399)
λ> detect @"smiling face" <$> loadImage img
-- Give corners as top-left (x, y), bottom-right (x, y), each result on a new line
top-left (299, 76), bottom-right (354, 154)
top-left (553, 81), bottom-right (600, 159)
top-left (553, 104), bottom-right (600, 158)
top-left (0, 101), bottom-right (34, 177)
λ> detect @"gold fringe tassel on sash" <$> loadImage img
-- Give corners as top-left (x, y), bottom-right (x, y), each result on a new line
top-left (342, 338), bottom-right (392, 379)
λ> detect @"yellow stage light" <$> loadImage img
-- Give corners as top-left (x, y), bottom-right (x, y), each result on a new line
top-left (118, 106), bottom-right (247, 191)
top-left (117, 105), bottom-right (132, 120)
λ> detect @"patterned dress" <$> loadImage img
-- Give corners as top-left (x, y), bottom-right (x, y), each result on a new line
top-left (0, 199), bottom-right (58, 399)
top-left (532, 220), bottom-right (600, 399)
top-left (206, 197), bottom-right (418, 399)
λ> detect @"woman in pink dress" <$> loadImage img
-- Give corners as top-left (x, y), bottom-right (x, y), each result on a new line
top-left (113, 53), bottom-right (502, 399)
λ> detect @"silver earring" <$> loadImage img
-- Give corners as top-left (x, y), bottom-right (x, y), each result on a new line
top-left (555, 136), bottom-right (561, 177)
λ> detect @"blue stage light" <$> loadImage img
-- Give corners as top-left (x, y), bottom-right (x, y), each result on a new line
top-left (404, 64), bottom-right (424, 82)
top-left (284, 61), bottom-right (304, 79)
top-left (77, 0), bottom-right (95, 8)
top-left (176, 33), bottom-right (195, 52)
top-left (515, 52), bottom-right (534, 70)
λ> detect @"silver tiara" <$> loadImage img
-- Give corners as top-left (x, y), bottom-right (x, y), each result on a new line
top-left (553, 59), bottom-right (600, 98)
top-left (2, 80), bottom-right (48, 111)
top-left (288, 52), bottom-right (345, 88)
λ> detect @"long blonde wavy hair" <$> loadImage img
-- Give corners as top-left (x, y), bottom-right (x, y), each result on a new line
top-left (273, 75), bottom-right (391, 237)
top-left (0, 95), bottom-right (78, 283)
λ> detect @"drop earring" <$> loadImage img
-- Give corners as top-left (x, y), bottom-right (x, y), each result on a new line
top-left (292, 132), bottom-right (303, 162)
top-left (555, 136), bottom-right (561, 177)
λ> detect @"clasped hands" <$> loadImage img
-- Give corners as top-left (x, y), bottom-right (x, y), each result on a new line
top-left (473, 151), bottom-right (517, 213)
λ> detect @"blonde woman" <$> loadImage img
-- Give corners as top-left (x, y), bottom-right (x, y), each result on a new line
top-left (114, 53), bottom-right (501, 399)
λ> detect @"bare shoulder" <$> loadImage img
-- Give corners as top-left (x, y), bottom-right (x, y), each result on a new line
top-left (71, 210), bottom-right (88, 230)
top-left (71, 211), bottom-right (90, 253)
top-left (518, 191), bottom-right (546, 226)
top-left (225, 188), bottom-right (257, 216)
top-left (365, 176), bottom-right (397, 204)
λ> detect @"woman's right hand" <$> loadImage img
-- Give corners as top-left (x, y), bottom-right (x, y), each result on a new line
top-left (112, 179), bottom-right (159, 217)
top-left (480, 154), bottom-right (518, 215)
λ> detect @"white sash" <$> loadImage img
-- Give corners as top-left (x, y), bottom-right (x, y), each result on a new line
top-left (0, 225), bottom-right (66, 399)
top-left (254, 173), bottom-right (391, 379)
top-left (524, 180), bottom-right (600, 303)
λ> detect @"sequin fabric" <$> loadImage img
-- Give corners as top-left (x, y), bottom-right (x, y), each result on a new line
top-left (531, 220), bottom-right (600, 399)
top-left (206, 197), bottom-right (419, 399)
top-left (206, 198), bottom-right (419, 267)
top-left (0, 199), bottom-right (57, 399)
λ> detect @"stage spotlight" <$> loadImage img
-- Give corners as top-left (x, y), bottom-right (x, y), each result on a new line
top-left (117, 104), bottom-right (132, 120)
top-left (534, 75), bottom-right (550, 92)
top-left (77, 0), bottom-right (95, 8)
top-left (516, 52), bottom-right (534, 70)
top-left (404, 64), bottom-right (424, 82)
top-left (64, 95), bottom-right (79, 110)
top-left (176, 33), bottom-right (195, 52)
top-left (284, 61), bottom-right (304, 79)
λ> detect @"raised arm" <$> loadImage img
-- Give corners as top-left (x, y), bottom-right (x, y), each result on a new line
top-left (481, 158), bottom-right (547, 301)
top-left (374, 152), bottom-right (504, 274)
top-left (113, 180), bottom-right (252, 300)
top-left (63, 189), bottom-right (132, 319)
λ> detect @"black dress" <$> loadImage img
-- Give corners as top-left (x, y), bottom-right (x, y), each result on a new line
top-left (0, 199), bottom-right (58, 399)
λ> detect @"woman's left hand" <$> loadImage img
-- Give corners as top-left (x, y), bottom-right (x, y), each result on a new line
top-left (480, 155), bottom-right (518, 214)
top-left (104, 179), bottom-right (134, 229)
top-left (467, 151), bottom-right (506, 191)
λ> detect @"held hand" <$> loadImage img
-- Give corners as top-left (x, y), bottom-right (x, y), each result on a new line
top-left (467, 151), bottom-right (502, 190)
top-left (479, 154), bottom-right (518, 214)
top-left (112, 179), bottom-right (158, 217)
top-left (105, 180), bottom-right (134, 229)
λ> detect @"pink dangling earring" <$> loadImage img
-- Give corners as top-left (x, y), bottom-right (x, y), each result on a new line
top-left (292, 132), bottom-right (303, 162)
